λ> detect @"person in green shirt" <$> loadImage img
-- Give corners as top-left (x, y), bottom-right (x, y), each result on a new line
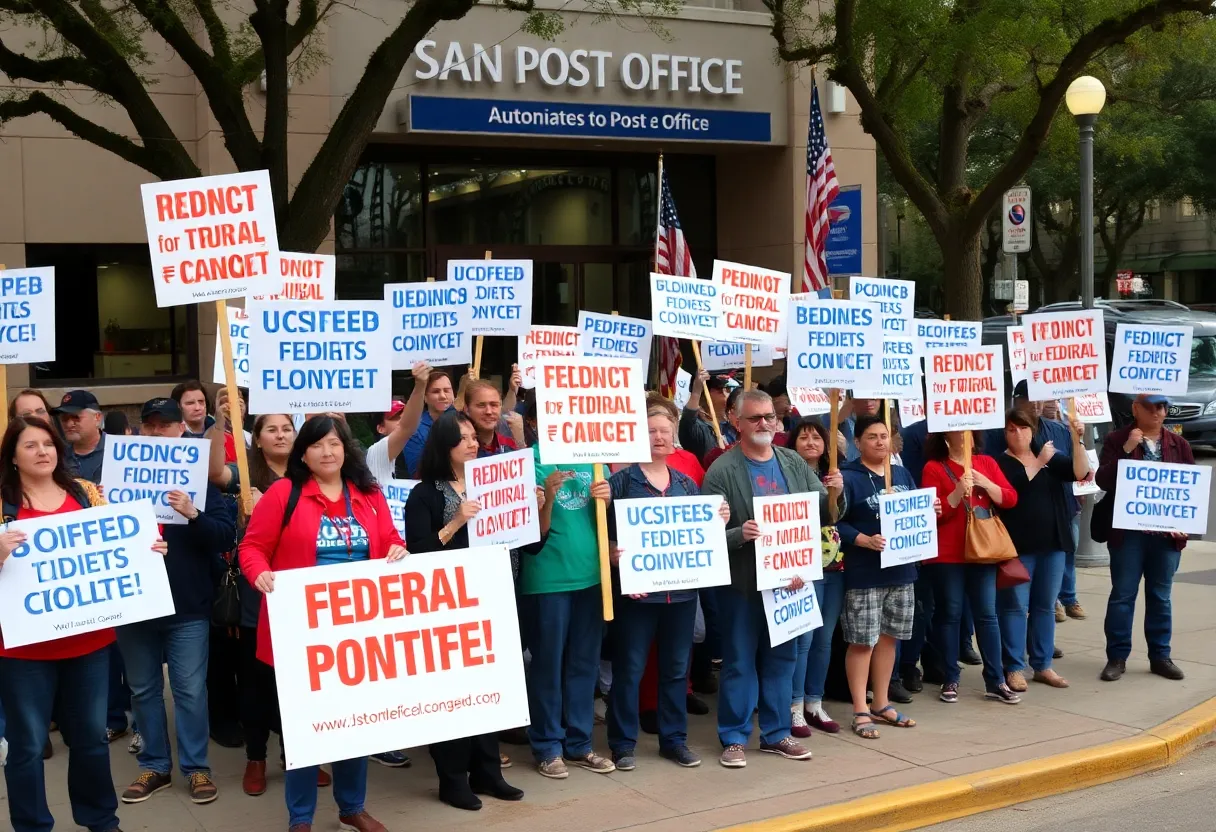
top-left (523, 442), bottom-right (615, 779)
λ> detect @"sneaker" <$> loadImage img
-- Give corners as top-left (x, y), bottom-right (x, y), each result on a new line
top-left (565, 751), bottom-right (615, 773)
top-left (1053, 646), bottom-right (1064, 659)
top-left (106, 727), bottom-right (128, 743)
top-left (806, 703), bottom-right (841, 734)
top-left (1150, 659), bottom-right (1185, 680)
top-left (660, 745), bottom-right (702, 767)
top-left (760, 736), bottom-right (812, 760)
top-left (901, 665), bottom-right (924, 693)
top-left (121, 771), bottom-right (172, 803)
top-left (686, 693), bottom-right (710, 715)
top-left (338, 811), bottom-right (387, 832)
top-left (719, 744), bottom-right (746, 768)
top-left (791, 704), bottom-right (812, 738)
top-left (888, 679), bottom-right (914, 704)
top-left (1100, 659), bottom-right (1127, 682)
top-left (985, 683), bottom-right (1022, 704)
top-left (1065, 603), bottom-right (1087, 620)
top-left (612, 749), bottom-right (636, 771)
top-left (537, 757), bottom-right (569, 779)
top-left (940, 682), bottom-right (959, 703)
top-left (128, 732), bottom-right (143, 754)
top-left (188, 772), bottom-right (218, 804)
top-left (289, 825), bottom-right (313, 832)
top-left (370, 750), bottom-right (410, 767)
top-left (959, 642), bottom-right (983, 666)
top-left (1055, 601), bottom-right (1067, 622)
top-left (1005, 670), bottom-right (1028, 692)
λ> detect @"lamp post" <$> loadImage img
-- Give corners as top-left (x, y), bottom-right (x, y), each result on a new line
top-left (1066, 74), bottom-right (1108, 568)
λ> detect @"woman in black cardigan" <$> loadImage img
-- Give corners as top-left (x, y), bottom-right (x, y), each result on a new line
top-left (404, 411), bottom-right (523, 810)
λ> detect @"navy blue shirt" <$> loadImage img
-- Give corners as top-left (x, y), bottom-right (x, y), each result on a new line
top-left (608, 464), bottom-right (702, 604)
top-left (65, 433), bottom-right (105, 484)
top-left (402, 406), bottom-right (456, 478)
top-left (985, 417), bottom-right (1078, 515)
top-left (836, 459), bottom-right (918, 590)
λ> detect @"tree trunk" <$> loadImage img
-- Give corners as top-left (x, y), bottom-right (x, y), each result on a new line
top-left (940, 227), bottom-right (984, 320)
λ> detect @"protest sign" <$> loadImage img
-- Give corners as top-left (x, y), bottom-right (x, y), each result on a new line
top-left (753, 494), bottom-right (822, 590)
top-left (786, 299), bottom-right (883, 392)
top-left (518, 326), bottom-right (581, 389)
top-left (1066, 392), bottom-right (1112, 425)
top-left (0, 267), bottom-right (55, 363)
top-left (248, 300), bottom-right (392, 414)
top-left (385, 282), bottom-right (472, 369)
top-left (1112, 460), bottom-right (1211, 536)
top-left (465, 450), bottom-right (540, 549)
top-left (789, 386), bottom-right (832, 416)
top-left (0, 500), bottom-right (173, 648)
top-left (534, 357), bottom-right (649, 465)
top-left (1110, 324), bottom-right (1193, 396)
top-left (762, 582), bottom-right (822, 648)
top-left (925, 346), bottom-right (1005, 432)
top-left (1007, 326), bottom-right (1028, 386)
top-left (674, 368), bottom-right (693, 411)
top-left (613, 496), bottom-right (730, 594)
top-left (915, 319), bottom-right (981, 353)
top-left (578, 311), bottom-right (653, 363)
top-left (141, 170), bottom-right (279, 307)
top-left (701, 341), bottom-right (774, 372)
top-left (900, 396), bottom-right (926, 426)
top-left (850, 276), bottom-right (915, 336)
top-left (212, 306), bottom-right (250, 387)
top-left (447, 259), bottom-right (532, 337)
top-left (256, 253), bottom-right (336, 302)
top-left (853, 337), bottom-right (921, 399)
top-left (101, 436), bottom-right (209, 525)
top-left (267, 547), bottom-right (529, 769)
top-left (879, 488), bottom-right (938, 567)
top-left (713, 260), bottom-right (790, 346)
top-left (650, 274), bottom-right (722, 342)
top-left (1073, 451), bottom-right (1101, 496)
top-left (381, 479), bottom-right (418, 541)
top-left (1023, 310), bottom-right (1107, 400)
top-left (773, 292), bottom-right (811, 360)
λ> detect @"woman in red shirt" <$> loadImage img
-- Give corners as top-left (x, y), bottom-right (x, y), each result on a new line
top-left (920, 431), bottom-right (1020, 706)
top-left (0, 415), bottom-right (167, 832)
top-left (240, 416), bottom-right (406, 832)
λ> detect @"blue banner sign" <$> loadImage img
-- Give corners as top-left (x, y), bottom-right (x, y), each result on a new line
top-left (826, 186), bottom-right (863, 276)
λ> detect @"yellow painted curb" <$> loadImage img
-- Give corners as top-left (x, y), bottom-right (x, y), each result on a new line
top-left (725, 697), bottom-right (1216, 832)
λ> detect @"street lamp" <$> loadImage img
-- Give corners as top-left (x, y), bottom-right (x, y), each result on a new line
top-left (1066, 74), bottom-right (1108, 568)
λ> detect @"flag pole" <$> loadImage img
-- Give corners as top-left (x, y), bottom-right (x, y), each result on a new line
top-left (471, 250), bottom-right (490, 378)
top-left (655, 152), bottom-right (674, 398)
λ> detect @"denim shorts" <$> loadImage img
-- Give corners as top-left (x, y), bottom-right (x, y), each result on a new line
top-left (842, 584), bottom-right (914, 646)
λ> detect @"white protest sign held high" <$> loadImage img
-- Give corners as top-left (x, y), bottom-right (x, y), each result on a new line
top-left (212, 306), bottom-right (250, 387)
top-left (850, 277), bottom-right (915, 336)
top-left (916, 319), bottom-right (981, 353)
top-left (786, 299), bottom-right (883, 392)
top-left (385, 282), bottom-right (472, 369)
top-left (1110, 324), bottom-right (1193, 396)
top-left (1074, 450), bottom-right (1101, 496)
top-left (713, 259), bottom-right (790, 346)
top-left (1023, 310), bottom-right (1107, 400)
top-left (1007, 325), bottom-right (1028, 386)
top-left (925, 346), bottom-right (1005, 432)
top-left (535, 357), bottom-right (650, 465)
top-left (1112, 460), bottom-right (1211, 536)
top-left (0, 267), bottom-right (55, 363)
top-left (1066, 392), bottom-right (1112, 425)
top-left (0, 501), bottom-right (173, 648)
top-left (466, 450), bottom-right (540, 549)
top-left (248, 300), bottom-right (392, 414)
top-left (900, 396), bottom-right (926, 426)
top-left (141, 170), bottom-right (279, 307)
top-left (753, 494), bottom-right (822, 590)
top-left (578, 311), bottom-right (652, 363)
top-left (256, 253), bottom-right (336, 302)
top-left (701, 341), bottom-right (774, 372)
top-left (381, 479), bottom-right (418, 541)
top-left (790, 386), bottom-right (831, 416)
top-left (773, 291), bottom-right (811, 360)
top-left (853, 337), bottom-right (921, 400)
top-left (650, 274), bottom-right (722, 342)
top-left (267, 547), bottom-right (528, 770)
top-left (674, 367), bottom-right (693, 411)
top-left (614, 496), bottom-right (731, 595)
top-left (762, 582), bottom-right (822, 648)
top-left (101, 436), bottom-right (209, 526)
top-left (880, 488), bottom-right (938, 567)
top-left (518, 326), bottom-right (581, 389)
top-left (447, 259), bottom-right (533, 337)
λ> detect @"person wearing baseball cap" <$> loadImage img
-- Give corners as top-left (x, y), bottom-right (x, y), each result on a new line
top-left (52, 389), bottom-right (106, 484)
top-left (1090, 392), bottom-right (1191, 684)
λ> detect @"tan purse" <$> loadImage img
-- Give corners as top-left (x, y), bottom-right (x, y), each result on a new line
top-left (944, 466), bottom-right (1017, 563)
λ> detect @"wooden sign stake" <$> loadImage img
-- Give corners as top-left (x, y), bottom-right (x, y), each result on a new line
top-left (744, 344), bottom-right (753, 391)
top-left (216, 299), bottom-right (253, 517)
top-left (827, 388), bottom-right (841, 521)
top-left (884, 398), bottom-right (893, 492)
top-left (593, 463), bottom-right (614, 621)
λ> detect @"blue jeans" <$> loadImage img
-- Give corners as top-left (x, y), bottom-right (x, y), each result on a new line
top-left (716, 587), bottom-right (796, 747)
top-left (116, 617), bottom-right (211, 776)
top-left (1105, 532), bottom-right (1181, 661)
top-left (286, 758), bottom-right (366, 826)
top-left (107, 643), bottom-right (130, 733)
top-left (0, 648), bottom-right (119, 832)
top-left (1059, 515), bottom-right (1080, 606)
top-left (999, 551), bottom-right (1065, 673)
top-left (791, 571), bottom-right (846, 704)
top-left (522, 586), bottom-right (603, 762)
top-left (924, 563), bottom-right (1003, 690)
top-left (608, 599), bottom-right (696, 754)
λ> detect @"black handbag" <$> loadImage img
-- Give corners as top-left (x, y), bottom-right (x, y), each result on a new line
top-left (212, 559), bottom-right (242, 628)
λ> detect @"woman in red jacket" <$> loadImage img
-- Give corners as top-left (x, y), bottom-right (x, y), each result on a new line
top-left (240, 415), bottom-right (406, 832)
top-left (921, 431), bottom-right (1020, 706)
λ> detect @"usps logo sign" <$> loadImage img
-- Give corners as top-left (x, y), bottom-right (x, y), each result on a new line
top-left (1002, 186), bottom-right (1031, 254)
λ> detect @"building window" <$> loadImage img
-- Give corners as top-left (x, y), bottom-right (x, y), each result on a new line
top-left (1145, 200), bottom-right (1161, 223)
top-left (1180, 198), bottom-right (1200, 219)
top-left (24, 244), bottom-right (195, 384)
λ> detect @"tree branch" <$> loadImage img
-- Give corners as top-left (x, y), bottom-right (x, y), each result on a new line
top-left (190, 0), bottom-right (234, 67)
top-left (764, 0), bottom-right (835, 64)
top-left (0, 34), bottom-right (108, 89)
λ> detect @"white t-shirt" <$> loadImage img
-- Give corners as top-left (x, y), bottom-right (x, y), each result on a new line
top-left (366, 436), bottom-right (394, 484)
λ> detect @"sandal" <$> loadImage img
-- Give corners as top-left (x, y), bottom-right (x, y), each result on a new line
top-left (869, 704), bottom-right (916, 728)
top-left (851, 713), bottom-right (880, 739)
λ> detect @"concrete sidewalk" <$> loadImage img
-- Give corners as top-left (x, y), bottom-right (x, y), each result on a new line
top-left (8, 543), bottom-right (1216, 832)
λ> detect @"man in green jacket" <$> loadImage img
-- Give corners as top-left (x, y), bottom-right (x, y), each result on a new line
top-left (702, 389), bottom-right (843, 768)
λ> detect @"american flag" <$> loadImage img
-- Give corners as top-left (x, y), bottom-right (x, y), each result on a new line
top-left (803, 83), bottom-right (840, 296)
top-left (655, 167), bottom-right (695, 397)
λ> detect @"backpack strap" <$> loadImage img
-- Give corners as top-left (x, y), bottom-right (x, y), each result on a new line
top-left (281, 480), bottom-right (304, 529)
